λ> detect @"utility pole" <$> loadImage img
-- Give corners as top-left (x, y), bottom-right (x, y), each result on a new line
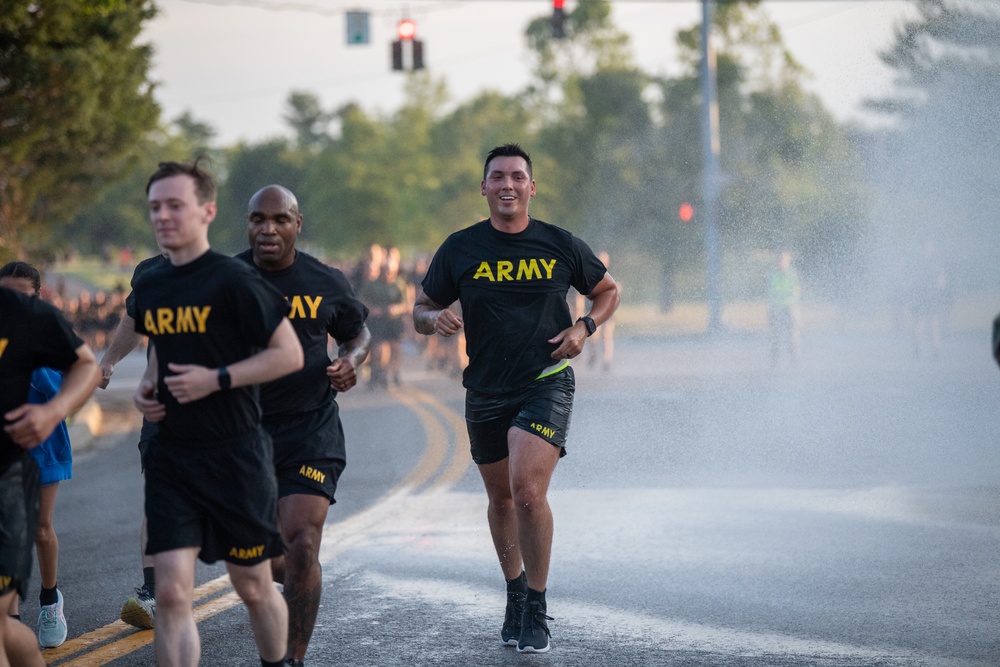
top-left (700, 0), bottom-right (723, 333)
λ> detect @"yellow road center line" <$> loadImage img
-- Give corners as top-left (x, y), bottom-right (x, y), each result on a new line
top-left (53, 592), bottom-right (241, 666)
top-left (405, 386), bottom-right (471, 489)
top-left (46, 575), bottom-right (233, 664)
top-left (387, 386), bottom-right (450, 489)
top-left (54, 385), bottom-right (463, 665)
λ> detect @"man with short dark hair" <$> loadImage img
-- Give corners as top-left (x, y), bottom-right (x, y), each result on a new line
top-left (413, 143), bottom-right (621, 653)
top-left (132, 159), bottom-right (304, 667)
top-left (236, 184), bottom-right (371, 666)
top-left (1, 273), bottom-right (100, 665)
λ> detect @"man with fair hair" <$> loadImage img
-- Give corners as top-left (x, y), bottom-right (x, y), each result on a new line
top-left (132, 159), bottom-right (303, 667)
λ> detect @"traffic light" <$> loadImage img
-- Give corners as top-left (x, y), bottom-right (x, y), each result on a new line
top-left (346, 11), bottom-right (370, 45)
top-left (413, 40), bottom-right (425, 70)
top-left (678, 202), bottom-right (694, 223)
top-left (391, 18), bottom-right (424, 71)
top-left (391, 40), bottom-right (403, 71)
top-left (552, 0), bottom-right (566, 39)
top-left (397, 18), bottom-right (416, 41)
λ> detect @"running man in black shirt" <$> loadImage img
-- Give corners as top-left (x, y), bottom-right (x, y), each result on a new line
top-left (236, 184), bottom-right (371, 667)
top-left (132, 160), bottom-right (304, 667)
top-left (413, 144), bottom-right (621, 653)
top-left (1, 286), bottom-right (100, 666)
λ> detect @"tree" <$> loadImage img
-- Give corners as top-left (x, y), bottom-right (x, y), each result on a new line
top-left (57, 114), bottom-right (222, 258)
top-left (867, 0), bottom-right (1000, 290)
top-left (0, 0), bottom-right (160, 261)
top-left (301, 103), bottom-right (397, 255)
top-left (658, 2), bottom-right (869, 299)
top-left (284, 91), bottom-right (333, 149)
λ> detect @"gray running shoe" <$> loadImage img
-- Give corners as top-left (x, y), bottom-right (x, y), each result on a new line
top-left (500, 588), bottom-right (526, 646)
top-left (38, 589), bottom-right (68, 648)
top-left (517, 599), bottom-right (553, 654)
top-left (120, 585), bottom-right (156, 629)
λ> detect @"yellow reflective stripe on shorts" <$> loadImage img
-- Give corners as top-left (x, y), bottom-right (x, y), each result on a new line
top-left (535, 360), bottom-right (570, 380)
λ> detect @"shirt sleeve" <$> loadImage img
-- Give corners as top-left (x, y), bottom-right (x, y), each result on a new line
top-left (421, 239), bottom-right (459, 307)
top-left (326, 269), bottom-right (369, 343)
top-left (570, 235), bottom-right (607, 296)
top-left (231, 268), bottom-right (291, 347)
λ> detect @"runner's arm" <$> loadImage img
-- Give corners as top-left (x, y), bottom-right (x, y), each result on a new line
top-left (327, 324), bottom-right (372, 393)
top-left (413, 291), bottom-right (463, 337)
top-left (98, 312), bottom-right (144, 388)
top-left (5, 343), bottom-right (101, 448)
top-left (163, 318), bottom-right (304, 404)
top-left (134, 343), bottom-right (165, 422)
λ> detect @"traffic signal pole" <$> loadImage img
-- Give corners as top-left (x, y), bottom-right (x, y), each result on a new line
top-left (700, 0), bottom-right (723, 333)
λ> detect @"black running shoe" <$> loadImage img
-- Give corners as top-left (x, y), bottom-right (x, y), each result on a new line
top-left (517, 599), bottom-right (553, 653)
top-left (500, 588), bottom-right (526, 646)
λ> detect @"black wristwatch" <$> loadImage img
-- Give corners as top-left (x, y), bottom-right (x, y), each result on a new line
top-left (577, 316), bottom-right (597, 337)
top-left (218, 366), bottom-right (232, 391)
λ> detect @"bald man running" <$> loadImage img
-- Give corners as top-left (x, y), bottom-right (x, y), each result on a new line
top-left (236, 185), bottom-right (371, 667)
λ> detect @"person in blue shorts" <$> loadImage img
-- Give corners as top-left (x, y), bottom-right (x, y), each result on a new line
top-left (1, 270), bottom-right (100, 666)
top-left (0, 262), bottom-right (74, 649)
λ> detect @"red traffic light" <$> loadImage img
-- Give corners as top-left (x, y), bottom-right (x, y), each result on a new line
top-left (678, 202), bottom-right (694, 223)
top-left (397, 19), bottom-right (417, 41)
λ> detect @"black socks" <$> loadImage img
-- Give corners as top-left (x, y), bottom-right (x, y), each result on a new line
top-left (39, 585), bottom-right (58, 607)
top-left (506, 571), bottom-right (527, 593)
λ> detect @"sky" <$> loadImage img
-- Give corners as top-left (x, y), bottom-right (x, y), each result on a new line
top-left (141, 0), bottom-right (917, 146)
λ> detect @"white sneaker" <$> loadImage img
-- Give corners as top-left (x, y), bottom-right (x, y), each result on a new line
top-left (38, 589), bottom-right (68, 648)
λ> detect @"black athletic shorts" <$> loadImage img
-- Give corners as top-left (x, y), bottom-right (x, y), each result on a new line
top-left (465, 366), bottom-right (575, 465)
top-left (143, 427), bottom-right (284, 566)
top-left (264, 402), bottom-right (346, 504)
top-left (0, 455), bottom-right (40, 599)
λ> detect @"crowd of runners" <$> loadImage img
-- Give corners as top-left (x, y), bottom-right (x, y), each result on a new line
top-left (0, 144), bottom-right (621, 665)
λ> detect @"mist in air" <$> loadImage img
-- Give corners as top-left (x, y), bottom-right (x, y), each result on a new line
top-left (568, 0), bottom-right (1000, 503)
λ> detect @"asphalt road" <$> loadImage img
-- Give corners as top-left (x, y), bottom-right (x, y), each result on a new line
top-left (24, 330), bottom-right (1000, 666)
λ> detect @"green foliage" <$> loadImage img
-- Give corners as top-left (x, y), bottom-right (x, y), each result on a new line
top-left (14, 0), bottom-right (874, 308)
top-left (867, 0), bottom-right (1000, 289)
top-left (658, 2), bottom-right (869, 298)
top-left (285, 91), bottom-right (334, 149)
top-left (56, 115), bottom-right (223, 258)
top-left (0, 0), bottom-right (159, 262)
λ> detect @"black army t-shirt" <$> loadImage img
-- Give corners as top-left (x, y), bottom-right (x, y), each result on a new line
top-left (133, 250), bottom-right (289, 446)
top-left (235, 249), bottom-right (368, 416)
top-left (125, 254), bottom-right (170, 320)
top-left (0, 288), bottom-right (82, 469)
top-left (422, 217), bottom-right (606, 394)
